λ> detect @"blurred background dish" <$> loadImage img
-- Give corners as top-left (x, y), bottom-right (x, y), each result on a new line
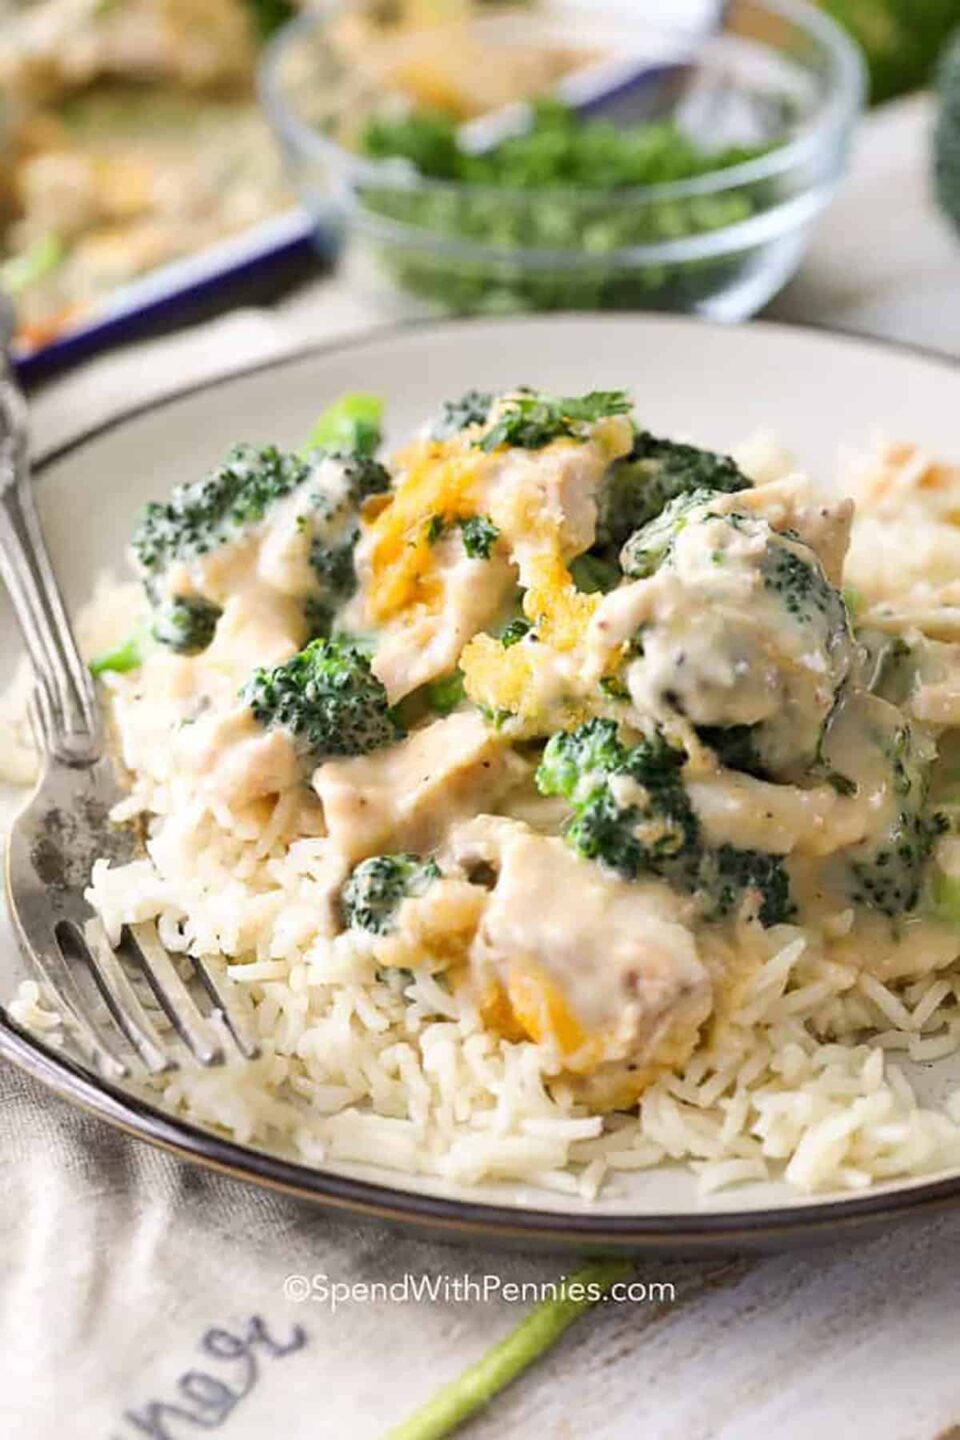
top-left (0, 0), bottom-right (298, 361)
top-left (262, 0), bottom-right (864, 321)
top-left (1, 0), bottom-right (960, 377)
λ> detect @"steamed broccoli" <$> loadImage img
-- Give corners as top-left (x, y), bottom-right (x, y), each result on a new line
top-left (305, 451), bottom-right (391, 635)
top-left (476, 389), bottom-right (632, 453)
top-left (244, 637), bottom-right (400, 761)
top-left (846, 722), bottom-right (946, 916)
top-left (701, 846), bottom-right (795, 929)
top-left (761, 542), bottom-right (847, 626)
top-left (569, 552), bottom-right (621, 595)
top-left (536, 717), bottom-right (794, 926)
top-left (431, 390), bottom-right (494, 441)
top-left (696, 724), bottom-right (768, 779)
top-left (304, 393), bottom-right (384, 458)
top-left (91, 596), bottom-right (223, 674)
top-left (615, 501), bottom-right (856, 779)
top-left (132, 394), bottom-right (390, 650)
top-left (341, 853), bottom-right (442, 934)
top-left (132, 444), bottom-right (312, 580)
top-left (595, 432), bottom-right (751, 557)
top-left (619, 487), bottom-right (719, 578)
top-left (537, 720), bottom-right (699, 886)
top-left (89, 623), bottom-right (150, 677)
top-left (151, 596), bottom-right (222, 655)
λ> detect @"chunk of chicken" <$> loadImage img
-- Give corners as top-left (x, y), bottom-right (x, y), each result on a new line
top-left (443, 816), bottom-right (712, 1105)
top-left (686, 769), bottom-right (840, 856)
top-left (314, 711), bottom-right (520, 863)
top-left (481, 415), bottom-right (634, 581)
top-left (371, 542), bottom-right (515, 702)
top-left (176, 704), bottom-right (299, 809)
top-left (709, 474), bottom-right (853, 586)
top-left (372, 877), bottom-right (488, 974)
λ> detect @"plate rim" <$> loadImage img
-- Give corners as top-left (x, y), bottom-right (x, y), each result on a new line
top-left (31, 310), bottom-right (959, 468)
top-left (9, 311), bottom-right (960, 1249)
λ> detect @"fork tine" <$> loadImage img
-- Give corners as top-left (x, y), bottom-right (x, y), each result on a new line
top-left (80, 918), bottom-right (174, 1075)
top-left (193, 957), bottom-right (260, 1060)
top-left (126, 922), bottom-right (223, 1066)
top-left (27, 681), bottom-right (53, 754)
top-left (28, 927), bottom-right (130, 1081)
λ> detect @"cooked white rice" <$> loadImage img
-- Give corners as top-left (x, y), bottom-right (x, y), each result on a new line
top-left (9, 672), bottom-right (960, 1203)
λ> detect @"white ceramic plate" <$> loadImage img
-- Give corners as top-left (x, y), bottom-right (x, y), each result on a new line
top-left (4, 315), bottom-right (960, 1251)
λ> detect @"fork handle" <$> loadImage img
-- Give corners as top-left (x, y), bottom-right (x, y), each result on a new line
top-left (0, 359), bottom-right (100, 764)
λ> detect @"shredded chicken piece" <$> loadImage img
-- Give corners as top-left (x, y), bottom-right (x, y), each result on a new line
top-left (314, 712), bottom-right (521, 863)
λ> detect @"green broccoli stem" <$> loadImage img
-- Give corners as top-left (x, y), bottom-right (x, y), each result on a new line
top-left (305, 393), bottom-right (385, 458)
top-left (89, 623), bottom-right (149, 677)
top-left (383, 1257), bottom-right (633, 1440)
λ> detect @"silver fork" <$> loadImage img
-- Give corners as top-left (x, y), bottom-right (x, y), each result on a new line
top-left (0, 301), bottom-right (256, 1079)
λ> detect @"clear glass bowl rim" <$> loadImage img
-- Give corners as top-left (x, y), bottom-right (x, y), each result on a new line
top-left (259, 0), bottom-right (866, 208)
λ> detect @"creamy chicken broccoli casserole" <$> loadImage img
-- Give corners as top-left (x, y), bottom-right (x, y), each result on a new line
top-left (19, 389), bottom-right (960, 1199)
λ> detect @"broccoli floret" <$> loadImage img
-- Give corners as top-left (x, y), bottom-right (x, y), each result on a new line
top-left (90, 595), bottom-right (223, 674)
top-left (244, 637), bottom-right (399, 761)
top-left (619, 486), bottom-right (719, 579)
top-left (537, 717), bottom-right (635, 806)
top-left (151, 596), bottom-right (222, 655)
top-left (477, 389), bottom-right (632, 453)
top-left (304, 452), bottom-right (391, 636)
top-left (132, 444), bottom-right (312, 579)
top-left (615, 502), bottom-right (856, 779)
top-left (341, 853), bottom-right (442, 934)
top-left (700, 846), bottom-right (795, 928)
top-left (431, 390), bottom-right (494, 440)
top-left (595, 432), bottom-right (750, 556)
top-left (133, 403), bottom-right (390, 645)
top-left (536, 717), bottom-right (795, 925)
top-left (696, 723), bottom-right (769, 779)
top-left (761, 542), bottom-right (848, 628)
top-left (569, 552), bottom-right (621, 594)
top-left (460, 515), bottom-right (500, 560)
top-left (537, 719), bottom-right (698, 885)
top-left (846, 723), bottom-right (946, 916)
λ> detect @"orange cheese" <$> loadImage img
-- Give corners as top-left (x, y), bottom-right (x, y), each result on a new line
top-left (365, 438), bottom-right (485, 622)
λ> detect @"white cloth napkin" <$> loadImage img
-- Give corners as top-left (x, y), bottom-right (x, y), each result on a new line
top-left (5, 93), bottom-right (960, 1440)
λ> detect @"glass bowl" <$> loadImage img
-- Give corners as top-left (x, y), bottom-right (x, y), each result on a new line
top-left (260, 0), bottom-right (864, 321)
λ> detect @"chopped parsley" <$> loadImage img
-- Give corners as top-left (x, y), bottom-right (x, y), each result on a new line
top-left (477, 389), bottom-right (632, 453)
top-left (460, 515), bottom-right (500, 560)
